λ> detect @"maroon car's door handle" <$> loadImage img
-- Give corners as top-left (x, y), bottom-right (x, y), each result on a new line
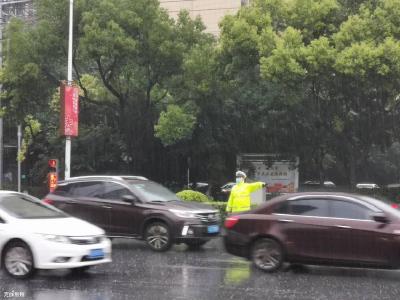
top-left (334, 225), bottom-right (351, 229)
top-left (67, 200), bottom-right (77, 204)
top-left (277, 219), bottom-right (294, 223)
top-left (102, 205), bottom-right (112, 209)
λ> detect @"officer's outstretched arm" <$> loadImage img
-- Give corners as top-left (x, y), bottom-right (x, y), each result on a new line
top-left (247, 182), bottom-right (265, 193)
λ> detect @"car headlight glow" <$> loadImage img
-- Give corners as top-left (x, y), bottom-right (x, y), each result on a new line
top-left (40, 234), bottom-right (71, 243)
top-left (169, 209), bottom-right (197, 218)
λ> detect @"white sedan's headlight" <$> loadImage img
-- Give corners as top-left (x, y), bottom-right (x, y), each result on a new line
top-left (169, 209), bottom-right (197, 218)
top-left (40, 234), bottom-right (71, 243)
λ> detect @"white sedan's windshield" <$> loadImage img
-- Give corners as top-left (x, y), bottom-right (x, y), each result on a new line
top-left (0, 194), bottom-right (67, 219)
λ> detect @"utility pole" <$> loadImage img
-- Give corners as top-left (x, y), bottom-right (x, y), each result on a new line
top-left (0, 0), bottom-right (34, 189)
top-left (0, 4), bottom-right (3, 189)
top-left (17, 124), bottom-right (21, 192)
top-left (65, 0), bottom-right (74, 179)
top-left (187, 157), bottom-right (191, 189)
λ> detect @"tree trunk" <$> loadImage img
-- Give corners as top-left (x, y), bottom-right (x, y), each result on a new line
top-left (349, 147), bottom-right (356, 187)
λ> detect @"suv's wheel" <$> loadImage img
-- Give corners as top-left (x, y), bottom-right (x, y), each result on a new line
top-left (184, 240), bottom-right (208, 249)
top-left (145, 222), bottom-right (171, 252)
top-left (2, 241), bottom-right (35, 279)
top-left (251, 238), bottom-right (284, 272)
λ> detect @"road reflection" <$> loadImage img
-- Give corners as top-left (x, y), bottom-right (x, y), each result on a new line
top-left (31, 290), bottom-right (111, 300)
top-left (223, 259), bottom-right (251, 285)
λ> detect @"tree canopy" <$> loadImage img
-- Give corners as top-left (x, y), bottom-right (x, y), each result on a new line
top-left (2, 0), bottom-right (400, 193)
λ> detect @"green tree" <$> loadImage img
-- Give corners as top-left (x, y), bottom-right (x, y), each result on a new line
top-left (1, 0), bottom-right (215, 187)
top-left (155, 105), bottom-right (196, 146)
top-left (219, 0), bottom-right (400, 185)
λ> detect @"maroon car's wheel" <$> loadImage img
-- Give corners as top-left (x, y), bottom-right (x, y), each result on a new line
top-left (251, 238), bottom-right (283, 272)
top-left (145, 222), bottom-right (172, 252)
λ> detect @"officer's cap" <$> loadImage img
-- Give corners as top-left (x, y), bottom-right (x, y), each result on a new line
top-left (235, 171), bottom-right (246, 178)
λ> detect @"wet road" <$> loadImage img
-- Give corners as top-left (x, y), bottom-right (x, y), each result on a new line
top-left (1, 238), bottom-right (400, 300)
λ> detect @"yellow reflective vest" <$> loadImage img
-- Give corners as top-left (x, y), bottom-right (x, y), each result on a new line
top-left (226, 182), bottom-right (264, 213)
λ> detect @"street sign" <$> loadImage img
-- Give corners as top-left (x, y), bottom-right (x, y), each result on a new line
top-left (60, 82), bottom-right (79, 137)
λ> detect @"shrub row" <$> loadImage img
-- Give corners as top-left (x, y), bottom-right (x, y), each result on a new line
top-left (176, 190), bottom-right (211, 202)
top-left (176, 189), bottom-right (227, 219)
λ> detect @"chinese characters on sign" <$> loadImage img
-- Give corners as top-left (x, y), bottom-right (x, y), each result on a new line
top-left (256, 166), bottom-right (289, 177)
top-left (60, 82), bottom-right (79, 137)
top-left (253, 162), bottom-right (297, 193)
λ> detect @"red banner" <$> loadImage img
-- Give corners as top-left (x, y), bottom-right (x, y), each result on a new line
top-left (60, 82), bottom-right (79, 136)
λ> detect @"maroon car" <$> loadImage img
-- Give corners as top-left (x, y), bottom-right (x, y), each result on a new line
top-left (224, 192), bottom-right (400, 272)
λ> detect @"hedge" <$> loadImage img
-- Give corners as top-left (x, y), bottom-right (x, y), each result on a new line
top-left (177, 190), bottom-right (228, 219)
top-left (176, 189), bottom-right (211, 202)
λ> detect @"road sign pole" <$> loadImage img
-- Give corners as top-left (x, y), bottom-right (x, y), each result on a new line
top-left (0, 6), bottom-right (3, 189)
top-left (65, 0), bottom-right (74, 180)
top-left (17, 124), bottom-right (21, 192)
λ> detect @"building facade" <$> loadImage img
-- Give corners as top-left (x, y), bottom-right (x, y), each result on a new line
top-left (159, 0), bottom-right (248, 35)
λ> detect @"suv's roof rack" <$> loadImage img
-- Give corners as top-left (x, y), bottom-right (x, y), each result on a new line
top-left (62, 175), bottom-right (148, 182)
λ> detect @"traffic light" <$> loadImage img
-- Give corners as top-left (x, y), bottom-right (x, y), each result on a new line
top-left (48, 159), bottom-right (59, 192)
top-left (48, 159), bottom-right (58, 170)
top-left (48, 172), bottom-right (58, 192)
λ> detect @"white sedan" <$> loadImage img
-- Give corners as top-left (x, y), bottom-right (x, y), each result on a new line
top-left (0, 191), bottom-right (111, 279)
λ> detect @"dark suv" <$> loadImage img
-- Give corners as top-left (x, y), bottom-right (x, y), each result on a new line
top-left (43, 176), bottom-right (220, 251)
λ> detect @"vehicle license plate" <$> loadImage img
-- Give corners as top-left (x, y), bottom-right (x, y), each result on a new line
top-left (207, 225), bottom-right (219, 233)
top-left (89, 249), bottom-right (104, 259)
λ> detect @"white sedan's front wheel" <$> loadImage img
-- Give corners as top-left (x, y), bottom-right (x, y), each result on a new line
top-left (2, 241), bottom-right (35, 279)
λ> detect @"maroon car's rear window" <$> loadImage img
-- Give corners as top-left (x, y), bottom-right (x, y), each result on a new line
top-left (274, 199), bottom-right (330, 217)
top-left (330, 200), bottom-right (371, 220)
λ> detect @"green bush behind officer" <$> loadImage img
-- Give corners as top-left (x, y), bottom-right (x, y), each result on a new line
top-left (226, 171), bottom-right (266, 213)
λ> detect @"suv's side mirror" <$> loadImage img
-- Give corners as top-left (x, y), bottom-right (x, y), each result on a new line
top-left (372, 212), bottom-right (389, 223)
top-left (122, 195), bottom-right (138, 204)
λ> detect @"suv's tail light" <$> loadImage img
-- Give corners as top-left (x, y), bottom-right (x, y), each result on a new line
top-left (224, 216), bottom-right (239, 229)
top-left (391, 203), bottom-right (399, 209)
top-left (43, 198), bottom-right (54, 205)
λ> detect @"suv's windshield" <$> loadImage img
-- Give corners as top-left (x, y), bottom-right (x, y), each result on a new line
top-left (0, 194), bottom-right (67, 219)
top-left (126, 181), bottom-right (180, 202)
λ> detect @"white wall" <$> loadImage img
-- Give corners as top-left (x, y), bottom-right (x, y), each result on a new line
top-left (159, 0), bottom-right (242, 35)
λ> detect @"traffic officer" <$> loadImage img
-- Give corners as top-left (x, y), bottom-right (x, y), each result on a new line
top-left (226, 171), bottom-right (266, 213)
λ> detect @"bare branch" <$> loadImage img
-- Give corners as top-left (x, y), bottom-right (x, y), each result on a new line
top-left (96, 58), bottom-right (124, 105)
